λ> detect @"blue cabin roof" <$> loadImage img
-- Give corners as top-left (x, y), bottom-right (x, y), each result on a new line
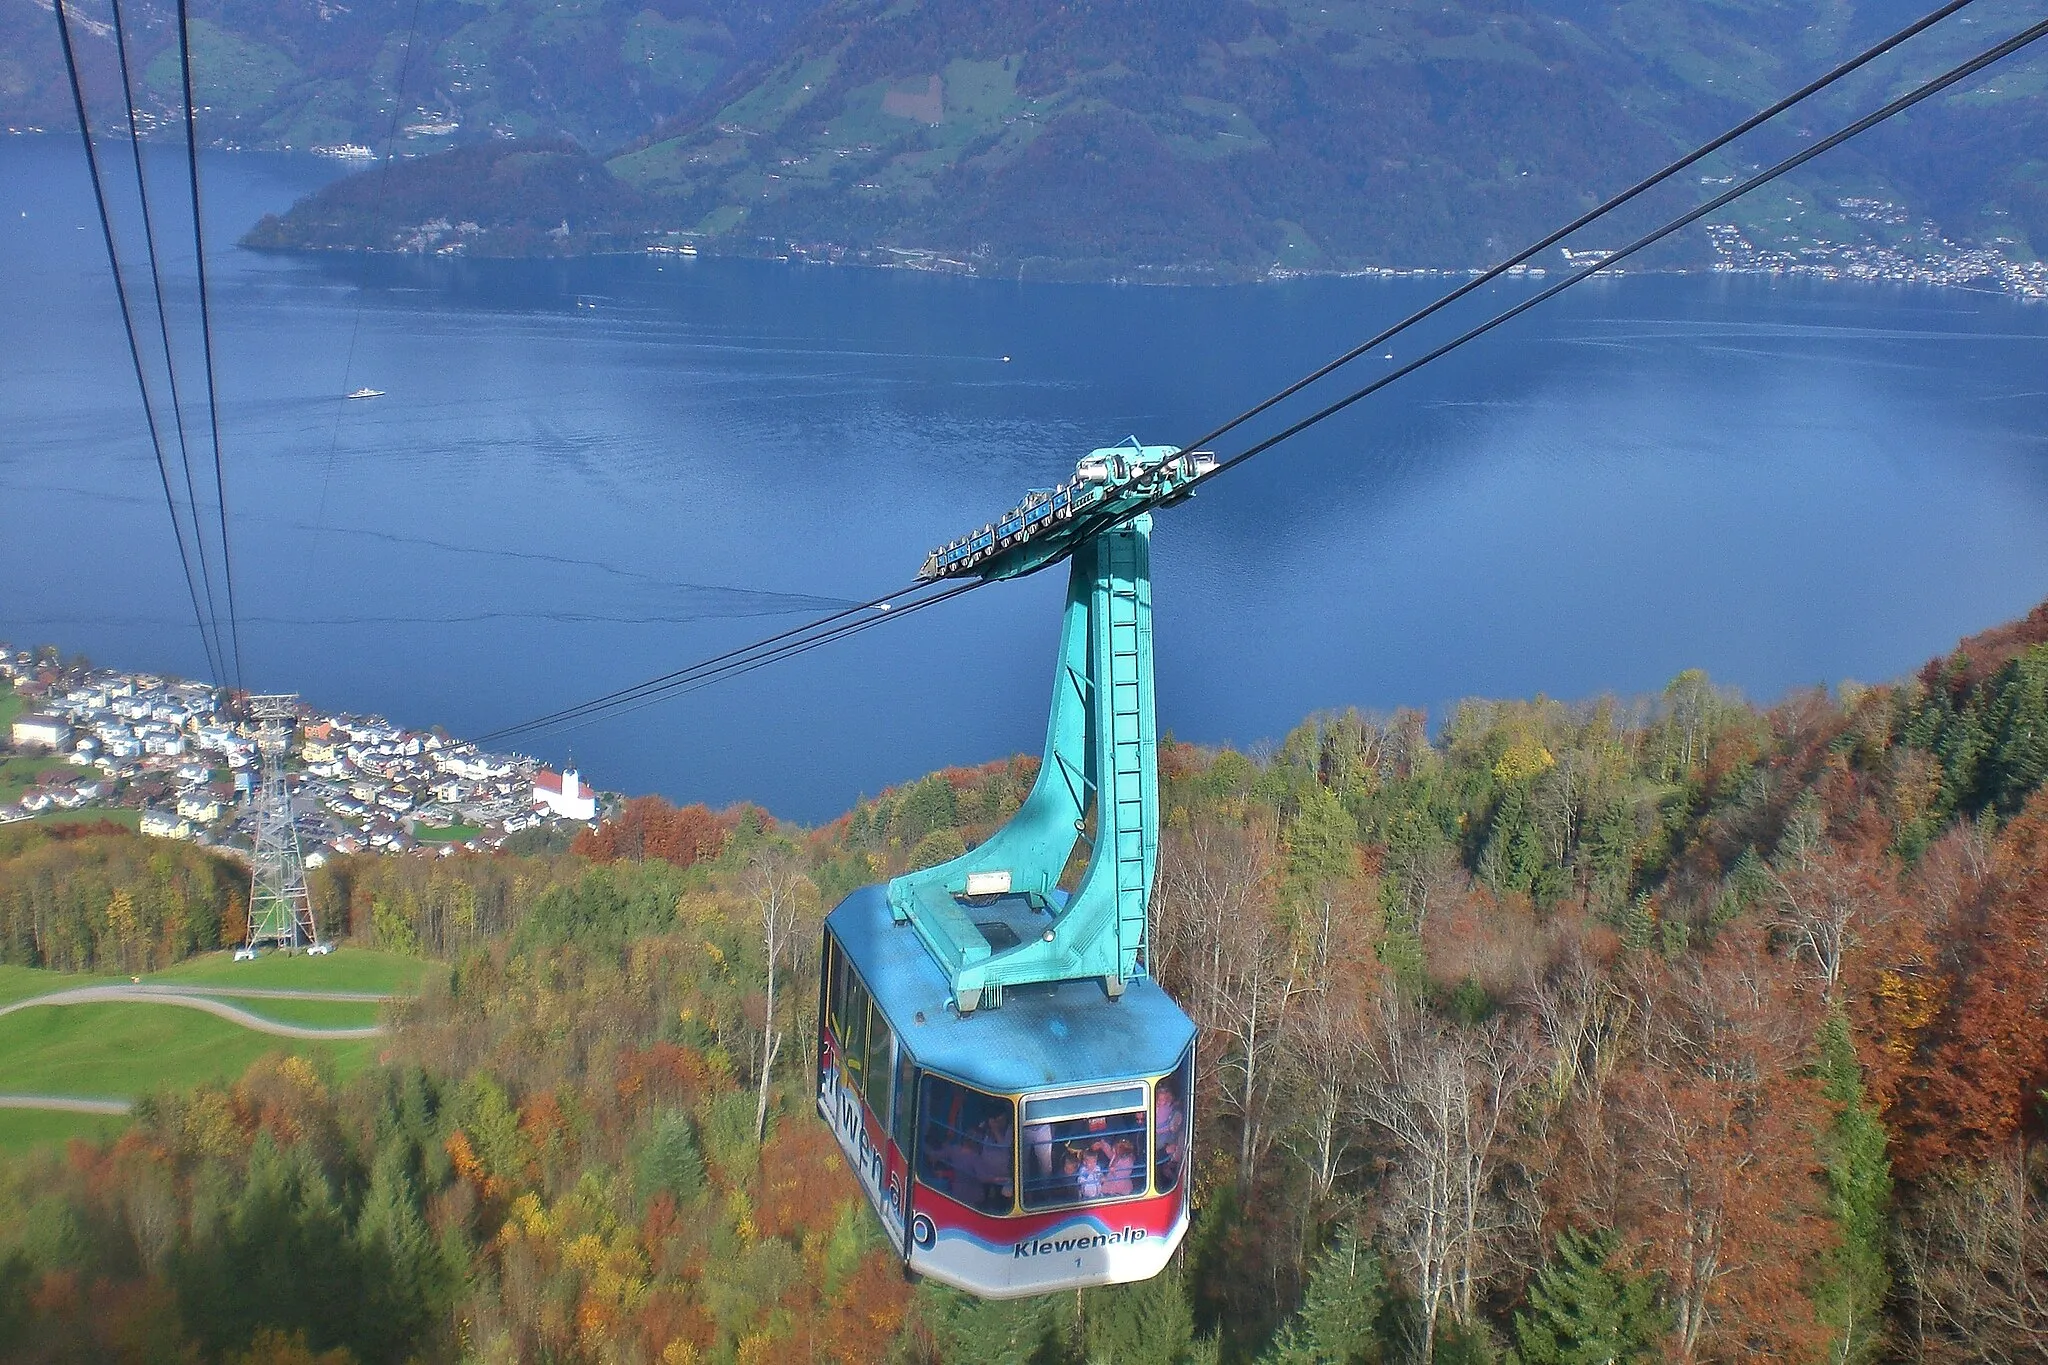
top-left (827, 884), bottom-right (1195, 1095)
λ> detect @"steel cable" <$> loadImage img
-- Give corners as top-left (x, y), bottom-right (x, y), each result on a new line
top-left (1181, 11), bottom-right (2048, 497)
top-left (472, 579), bottom-right (938, 742)
top-left (525, 579), bottom-right (992, 741)
top-left (397, 4), bottom-right (2048, 744)
top-left (50, 0), bottom-right (225, 684)
top-left (1147, 0), bottom-right (1989, 478)
top-left (107, 0), bottom-right (229, 683)
top-left (174, 0), bottom-right (245, 689)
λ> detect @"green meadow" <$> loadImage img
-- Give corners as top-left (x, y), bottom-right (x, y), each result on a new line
top-left (0, 1108), bottom-right (127, 1154)
top-left (148, 946), bottom-right (432, 995)
top-left (197, 995), bottom-right (385, 1029)
top-left (0, 1003), bottom-right (375, 1099)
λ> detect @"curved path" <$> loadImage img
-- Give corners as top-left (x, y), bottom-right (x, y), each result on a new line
top-left (0, 1094), bottom-right (131, 1115)
top-left (0, 984), bottom-right (387, 1040)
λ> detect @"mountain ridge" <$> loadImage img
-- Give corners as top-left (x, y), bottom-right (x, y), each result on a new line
top-left (13, 0), bottom-right (2048, 280)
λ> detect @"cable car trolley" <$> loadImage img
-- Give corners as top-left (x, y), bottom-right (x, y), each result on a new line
top-left (818, 440), bottom-right (1207, 1297)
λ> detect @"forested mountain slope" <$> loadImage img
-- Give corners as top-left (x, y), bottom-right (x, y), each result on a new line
top-left (17, 0), bottom-right (2047, 276)
top-left (2, 599), bottom-right (2045, 1361)
top-left (0, 0), bottom-right (817, 152)
top-left (602, 0), bottom-right (2048, 275)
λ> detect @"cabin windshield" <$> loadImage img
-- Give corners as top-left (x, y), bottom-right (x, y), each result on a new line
top-left (1021, 1084), bottom-right (1149, 1210)
top-left (1154, 1048), bottom-right (1192, 1195)
top-left (917, 1075), bottom-right (1014, 1216)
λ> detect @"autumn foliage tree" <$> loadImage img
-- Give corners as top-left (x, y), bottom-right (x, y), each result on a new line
top-left (1611, 937), bottom-right (1833, 1363)
top-left (11, 599), bottom-right (2048, 1363)
top-left (573, 795), bottom-right (735, 868)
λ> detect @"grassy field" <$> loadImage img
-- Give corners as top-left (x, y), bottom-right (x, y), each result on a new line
top-left (0, 683), bottom-right (21, 734)
top-left (0, 1004), bottom-right (375, 1097)
top-left (0, 963), bottom-right (115, 1007)
top-left (148, 946), bottom-right (432, 995)
top-left (0, 1108), bottom-right (127, 1154)
top-left (0, 753), bottom-right (75, 804)
top-left (31, 807), bottom-right (142, 831)
top-left (0, 947), bottom-right (428, 1007)
top-left (198, 995), bottom-right (385, 1029)
top-left (413, 821), bottom-right (483, 843)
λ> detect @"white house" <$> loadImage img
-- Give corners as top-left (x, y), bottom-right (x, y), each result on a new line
top-left (10, 714), bottom-right (72, 751)
top-left (140, 808), bottom-right (192, 840)
top-left (176, 791), bottom-right (221, 823)
top-left (533, 768), bottom-right (596, 821)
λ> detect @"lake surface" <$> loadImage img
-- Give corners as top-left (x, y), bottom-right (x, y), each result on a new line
top-left (4, 138), bottom-right (2047, 821)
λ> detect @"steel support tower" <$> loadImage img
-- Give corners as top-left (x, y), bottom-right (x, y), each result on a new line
top-left (245, 694), bottom-right (318, 950)
top-left (889, 441), bottom-right (1211, 1014)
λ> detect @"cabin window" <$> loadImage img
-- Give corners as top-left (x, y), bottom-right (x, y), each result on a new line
top-left (1020, 1085), bottom-right (1149, 1210)
top-left (863, 1006), bottom-right (896, 1132)
top-left (1153, 1048), bottom-right (1192, 1196)
top-left (916, 1075), bottom-right (1014, 1216)
top-left (828, 942), bottom-right (855, 1041)
top-left (891, 1047), bottom-right (917, 1158)
top-left (833, 963), bottom-right (871, 1095)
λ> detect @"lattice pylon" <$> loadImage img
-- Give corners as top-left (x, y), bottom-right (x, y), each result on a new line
top-left (245, 694), bottom-right (318, 950)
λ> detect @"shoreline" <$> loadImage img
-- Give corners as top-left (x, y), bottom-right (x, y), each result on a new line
top-left (9, 131), bottom-right (2035, 300)
top-left (243, 237), bottom-right (2048, 301)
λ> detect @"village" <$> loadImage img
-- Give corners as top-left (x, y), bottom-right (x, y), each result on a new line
top-left (0, 646), bottom-right (605, 860)
top-left (1702, 196), bottom-right (2048, 299)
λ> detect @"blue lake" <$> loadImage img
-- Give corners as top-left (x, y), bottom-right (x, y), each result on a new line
top-left (3, 138), bottom-right (2047, 821)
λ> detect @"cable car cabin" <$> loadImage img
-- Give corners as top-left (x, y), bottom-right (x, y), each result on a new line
top-left (821, 456), bottom-right (1208, 1296)
top-left (819, 885), bottom-right (1195, 1298)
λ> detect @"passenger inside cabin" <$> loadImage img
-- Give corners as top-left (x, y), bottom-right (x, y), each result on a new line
top-left (1154, 1074), bottom-right (1186, 1192)
top-left (917, 1076), bottom-right (1015, 1215)
top-left (1103, 1137), bottom-right (1138, 1196)
top-left (1021, 1103), bottom-right (1149, 1208)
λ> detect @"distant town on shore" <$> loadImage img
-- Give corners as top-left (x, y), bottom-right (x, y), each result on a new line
top-left (1, 645), bottom-right (604, 860)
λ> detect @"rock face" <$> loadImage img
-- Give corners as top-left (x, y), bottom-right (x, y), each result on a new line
top-left (138, 0), bottom-right (2048, 278)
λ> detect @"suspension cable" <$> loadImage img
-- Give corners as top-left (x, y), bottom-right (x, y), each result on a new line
top-left (51, 0), bottom-right (224, 684)
top-left (474, 578), bottom-right (938, 742)
top-left (174, 0), bottom-right (245, 690)
top-left (1180, 11), bottom-right (2048, 498)
top-left (373, 4), bottom-right (2048, 747)
top-left (107, 0), bottom-right (228, 681)
top-left (1155, 0), bottom-right (1986, 476)
top-left (527, 579), bottom-right (991, 741)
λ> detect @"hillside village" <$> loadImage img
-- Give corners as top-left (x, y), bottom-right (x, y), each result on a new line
top-left (0, 647), bottom-right (604, 860)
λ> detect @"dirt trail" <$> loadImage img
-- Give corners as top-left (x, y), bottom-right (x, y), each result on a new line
top-left (0, 984), bottom-right (386, 1040)
top-left (0, 1094), bottom-right (132, 1115)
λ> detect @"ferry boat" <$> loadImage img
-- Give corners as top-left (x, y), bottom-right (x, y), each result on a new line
top-left (346, 387), bottom-right (385, 400)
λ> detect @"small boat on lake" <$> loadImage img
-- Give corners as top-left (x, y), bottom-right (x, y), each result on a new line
top-left (346, 387), bottom-right (385, 400)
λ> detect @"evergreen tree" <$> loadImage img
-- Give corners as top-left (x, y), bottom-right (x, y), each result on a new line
top-left (1985, 645), bottom-right (2048, 815)
top-left (354, 1143), bottom-right (440, 1358)
top-left (0, 1251), bottom-right (28, 1356)
top-left (1479, 786), bottom-right (1546, 894)
top-left (175, 1134), bottom-right (369, 1361)
top-left (1081, 1266), bottom-right (1197, 1365)
top-left (1619, 893), bottom-right (1655, 953)
top-left (1813, 1009), bottom-right (1893, 1365)
top-left (923, 1283), bottom-right (1055, 1365)
top-left (1510, 1227), bottom-right (1666, 1365)
top-left (1287, 784), bottom-right (1358, 902)
top-left (1260, 1225), bottom-right (1385, 1365)
top-left (637, 1107), bottom-right (707, 1206)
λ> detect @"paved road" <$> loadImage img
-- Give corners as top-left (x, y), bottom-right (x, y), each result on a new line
top-left (0, 1094), bottom-right (131, 1115)
top-left (0, 984), bottom-right (386, 1040)
top-left (124, 984), bottom-right (388, 1003)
